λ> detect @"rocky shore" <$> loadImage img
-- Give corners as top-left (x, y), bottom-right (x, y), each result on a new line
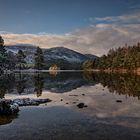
top-left (0, 98), bottom-right (52, 115)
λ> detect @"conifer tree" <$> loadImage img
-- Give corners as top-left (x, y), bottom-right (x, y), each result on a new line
top-left (16, 50), bottom-right (26, 69)
top-left (0, 35), bottom-right (7, 72)
top-left (34, 47), bottom-right (44, 70)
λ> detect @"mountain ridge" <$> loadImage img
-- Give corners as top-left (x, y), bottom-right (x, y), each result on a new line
top-left (6, 44), bottom-right (97, 70)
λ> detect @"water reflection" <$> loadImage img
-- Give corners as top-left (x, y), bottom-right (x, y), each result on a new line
top-left (0, 74), bottom-right (15, 98)
top-left (93, 72), bottom-right (140, 100)
top-left (0, 114), bottom-right (18, 125)
top-left (49, 70), bottom-right (58, 76)
top-left (0, 72), bottom-right (139, 99)
top-left (34, 74), bottom-right (44, 97)
top-left (16, 74), bottom-right (27, 94)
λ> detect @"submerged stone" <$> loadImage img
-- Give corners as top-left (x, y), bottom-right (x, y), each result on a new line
top-left (77, 103), bottom-right (88, 108)
top-left (116, 100), bottom-right (122, 103)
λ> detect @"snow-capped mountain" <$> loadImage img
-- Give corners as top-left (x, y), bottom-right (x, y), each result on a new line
top-left (43, 47), bottom-right (88, 62)
top-left (6, 44), bottom-right (97, 69)
top-left (6, 44), bottom-right (37, 53)
top-left (6, 44), bottom-right (37, 64)
top-left (43, 47), bottom-right (97, 69)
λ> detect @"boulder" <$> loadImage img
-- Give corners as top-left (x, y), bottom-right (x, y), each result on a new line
top-left (13, 98), bottom-right (52, 106)
top-left (0, 98), bottom-right (52, 115)
top-left (0, 99), bottom-right (19, 115)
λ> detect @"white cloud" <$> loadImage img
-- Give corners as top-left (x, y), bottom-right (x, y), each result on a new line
top-left (1, 12), bottom-right (140, 56)
top-left (94, 11), bottom-right (140, 24)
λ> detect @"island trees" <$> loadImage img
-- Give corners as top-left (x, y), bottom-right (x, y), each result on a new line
top-left (34, 47), bottom-right (45, 70)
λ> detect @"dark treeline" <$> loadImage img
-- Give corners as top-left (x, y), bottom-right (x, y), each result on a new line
top-left (83, 43), bottom-right (140, 71)
top-left (84, 71), bottom-right (140, 99)
top-left (1, 35), bottom-right (140, 71)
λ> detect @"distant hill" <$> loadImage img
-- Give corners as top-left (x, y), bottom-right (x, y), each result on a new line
top-left (84, 54), bottom-right (98, 60)
top-left (43, 47), bottom-right (89, 69)
top-left (44, 47), bottom-right (87, 62)
top-left (6, 44), bottom-right (37, 52)
top-left (6, 44), bottom-right (37, 64)
top-left (6, 44), bottom-right (97, 70)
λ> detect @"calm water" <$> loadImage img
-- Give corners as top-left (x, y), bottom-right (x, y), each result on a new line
top-left (0, 71), bottom-right (140, 140)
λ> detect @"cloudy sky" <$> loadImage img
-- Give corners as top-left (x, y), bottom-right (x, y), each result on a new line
top-left (0, 0), bottom-right (140, 56)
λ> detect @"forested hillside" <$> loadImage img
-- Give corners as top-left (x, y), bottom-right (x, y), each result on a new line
top-left (83, 43), bottom-right (140, 72)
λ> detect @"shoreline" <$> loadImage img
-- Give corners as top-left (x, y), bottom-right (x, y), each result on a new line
top-left (93, 68), bottom-right (140, 75)
top-left (3, 68), bottom-right (140, 75)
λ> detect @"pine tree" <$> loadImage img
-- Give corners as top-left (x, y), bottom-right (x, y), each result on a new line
top-left (83, 60), bottom-right (94, 70)
top-left (0, 35), bottom-right (4, 46)
top-left (34, 47), bottom-right (44, 70)
top-left (16, 50), bottom-right (26, 70)
top-left (0, 35), bottom-right (7, 72)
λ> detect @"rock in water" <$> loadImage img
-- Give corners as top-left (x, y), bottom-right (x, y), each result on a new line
top-left (77, 103), bottom-right (88, 108)
top-left (0, 99), bottom-right (19, 115)
top-left (0, 98), bottom-right (52, 115)
top-left (13, 98), bottom-right (52, 106)
top-left (13, 98), bottom-right (39, 106)
top-left (10, 103), bottom-right (19, 114)
top-left (116, 100), bottom-right (122, 103)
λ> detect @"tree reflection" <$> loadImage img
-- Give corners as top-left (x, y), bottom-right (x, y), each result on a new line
top-left (34, 74), bottom-right (44, 97)
top-left (49, 71), bottom-right (58, 76)
top-left (83, 70), bottom-right (96, 81)
top-left (16, 73), bottom-right (27, 94)
top-left (0, 74), bottom-right (15, 98)
top-left (0, 114), bottom-right (18, 125)
top-left (93, 72), bottom-right (140, 100)
top-left (0, 72), bottom-right (139, 100)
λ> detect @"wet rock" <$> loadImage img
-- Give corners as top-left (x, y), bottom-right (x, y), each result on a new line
top-left (0, 98), bottom-right (52, 115)
top-left (116, 100), bottom-right (122, 103)
top-left (10, 103), bottom-right (19, 114)
top-left (77, 103), bottom-right (88, 108)
top-left (13, 98), bottom-right (52, 106)
top-left (0, 99), bottom-right (19, 115)
top-left (36, 98), bottom-right (52, 104)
